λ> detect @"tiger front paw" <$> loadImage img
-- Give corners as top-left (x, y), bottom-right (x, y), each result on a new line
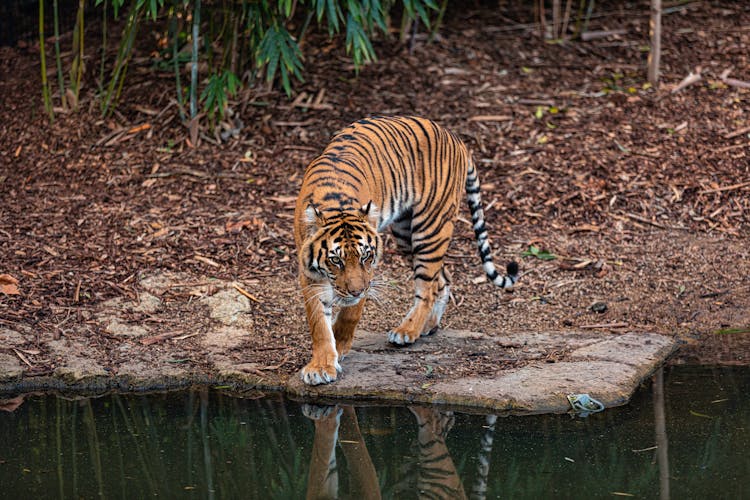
top-left (301, 358), bottom-right (343, 385)
top-left (301, 404), bottom-right (340, 420)
top-left (387, 329), bottom-right (417, 346)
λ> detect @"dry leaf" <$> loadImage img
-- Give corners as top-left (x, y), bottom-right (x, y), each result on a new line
top-left (0, 274), bottom-right (19, 295)
top-left (226, 219), bottom-right (260, 233)
top-left (0, 395), bottom-right (25, 412)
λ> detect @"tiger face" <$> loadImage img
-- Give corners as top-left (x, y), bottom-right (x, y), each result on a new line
top-left (299, 204), bottom-right (382, 306)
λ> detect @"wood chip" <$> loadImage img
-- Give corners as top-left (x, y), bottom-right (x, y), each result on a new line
top-left (468, 115), bottom-right (512, 122)
top-left (193, 255), bottom-right (221, 268)
top-left (233, 284), bottom-right (260, 303)
top-left (140, 331), bottom-right (185, 346)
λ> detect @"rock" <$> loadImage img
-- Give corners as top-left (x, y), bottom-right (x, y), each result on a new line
top-left (590, 301), bottom-right (608, 313)
top-left (0, 353), bottom-right (23, 383)
top-left (203, 287), bottom-right (252, 325)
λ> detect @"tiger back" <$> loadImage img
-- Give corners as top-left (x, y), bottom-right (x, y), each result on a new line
top-left (294, 116), bottom-right (518, 385)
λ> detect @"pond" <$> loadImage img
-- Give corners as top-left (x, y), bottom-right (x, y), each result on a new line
top-left (1, 366), bottom-right (748, 499)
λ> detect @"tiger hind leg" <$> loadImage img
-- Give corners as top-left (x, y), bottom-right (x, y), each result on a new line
top-left (388, 235), bottom-right (451, 345)
top-left (387, 276), bottom-right (439, 345)
top-left (390, 210), bottom-right (413, 254)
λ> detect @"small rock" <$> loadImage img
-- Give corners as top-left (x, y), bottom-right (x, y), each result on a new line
top-left (590, 302), bottom-right (608, 314)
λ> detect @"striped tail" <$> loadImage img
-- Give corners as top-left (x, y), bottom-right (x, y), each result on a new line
top-left (465, 160), bottom-right (519, 288)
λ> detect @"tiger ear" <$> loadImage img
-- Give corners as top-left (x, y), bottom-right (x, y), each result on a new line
top-left (304, 204), bottom-right (327, 227)
top-left (360, 201), bottom-right (380, 226)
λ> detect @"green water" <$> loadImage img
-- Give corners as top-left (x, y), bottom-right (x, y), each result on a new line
top-left (0, 366), bottom-right (748, 499)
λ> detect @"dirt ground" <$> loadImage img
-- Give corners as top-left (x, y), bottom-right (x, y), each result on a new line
top-left (1, 1), bottom-right (749, 387)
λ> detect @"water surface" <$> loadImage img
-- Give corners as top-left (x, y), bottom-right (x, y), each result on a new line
top-left (1, 366), bottom-right (748, 499)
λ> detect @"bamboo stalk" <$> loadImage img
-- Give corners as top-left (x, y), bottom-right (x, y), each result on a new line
top-left (582, 0), bottom-right (595, 35)
top-left (552, 0), bottom-right (561, 38)
top-left (75, 0), bottom-right (84, 102)
top-left (69, 0), bottom-right (84, 109)
top-left (170, 2), bottom-right (186, 121)
top-left (428, 0), bottom-right (448, 43)
top-left (52, 0), bottom-right (66, 109)
top-left (102, 3), bottom-right (140, 117)
top-left (538, 0), bottom-right (548, 38)
top-left (39, 0), bottom-right (54, 121)
top-left (560, 0), bottom-right (573, 39)
top-left (648, 0), bottom-right (662, 85)
top-left (98, 0), bottom-right (107, 94)
top-left (190, 0), bottom-right (201, 119)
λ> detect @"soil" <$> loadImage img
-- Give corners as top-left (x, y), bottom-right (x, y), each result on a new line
top-left (1, 1), bottom-right (749, 392)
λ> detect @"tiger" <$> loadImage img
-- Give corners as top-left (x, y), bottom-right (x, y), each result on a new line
top-left (304, 404), bottom-right (467, 499)
top-left (294, 116), bottom-right (519, 385)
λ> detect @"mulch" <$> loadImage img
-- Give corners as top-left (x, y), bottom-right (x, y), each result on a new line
top-left (1, 0), bottom-right (749, 379)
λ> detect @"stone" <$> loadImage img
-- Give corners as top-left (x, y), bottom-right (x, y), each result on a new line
top-left (203, 287), bottom-right (252, 325)
top-left (0, 353), bottom-right (23, 383)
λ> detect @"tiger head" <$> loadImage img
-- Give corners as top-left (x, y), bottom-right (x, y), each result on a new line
top-left (299, 202), bottom-right (382, 306)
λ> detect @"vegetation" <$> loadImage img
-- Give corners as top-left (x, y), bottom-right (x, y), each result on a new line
top-left (37, 0), bottom-right (444, 127)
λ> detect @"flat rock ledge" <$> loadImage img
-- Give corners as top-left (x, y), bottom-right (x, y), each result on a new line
top-left (0, 328), bottom-right (676, 415)
top-left (286, 330), bottom-right (676, 414)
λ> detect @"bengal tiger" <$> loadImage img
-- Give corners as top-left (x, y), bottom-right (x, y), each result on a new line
top-left (294, 116), bottom-right (519, 385)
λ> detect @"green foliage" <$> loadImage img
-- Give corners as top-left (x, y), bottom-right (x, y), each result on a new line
top-left (40, 0), bottom-right (442, 125)
top-left (403, 0), bottom-right (438, 29)
top-left (522, 245), bottom-right (557, 261)
top-left (97, 0), bottom-right (165, 20)
top-left (257, 23), bottom-right (305, 95)
top-left (200, 69), bottom-right (240, 121)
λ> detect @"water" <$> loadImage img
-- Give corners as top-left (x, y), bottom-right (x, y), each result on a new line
top-left (1, 366), bottom-right (748, 499)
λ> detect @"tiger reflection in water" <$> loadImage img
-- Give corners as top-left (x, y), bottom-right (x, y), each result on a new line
top-left (304, 404), bottom-right (496, 500)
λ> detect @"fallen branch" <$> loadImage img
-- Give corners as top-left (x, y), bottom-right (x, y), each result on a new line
top-left (671, 67), bottom-right (702, 93)
top-left (719, 68), bottom-right (750, 89)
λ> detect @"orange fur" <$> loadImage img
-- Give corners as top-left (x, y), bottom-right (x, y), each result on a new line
top-left (294, 116), bottom-right (517, 385)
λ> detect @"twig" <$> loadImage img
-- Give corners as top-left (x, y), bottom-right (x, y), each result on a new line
top-left (469, 115), bottom-right (513, 122)
top-left (166, 281), bottom-right (217, 289)
top-left (699, 181), bottom-right (750, 194)
top-left (13, 349), bottom-right (34, 368)
top-left (233, 284), bottom-right (260, 303)
top-left (173, 332), bottom-right (202, 341)
top-left (723, 126), bottom-right (750, 140)
top-left (193, 255), bottom-right (221, 268)
top-left (259, 354), bottom-right (290, 370)
top-left (140, 331), bottom-right (184, 346)
top-left (580, 322), bottom-right (629, 329)
top-left (581, 29), bottom-right (627, 41)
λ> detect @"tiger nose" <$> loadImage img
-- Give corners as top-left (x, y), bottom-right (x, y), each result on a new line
top-left (348, 286), bottom-right (366, 298)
